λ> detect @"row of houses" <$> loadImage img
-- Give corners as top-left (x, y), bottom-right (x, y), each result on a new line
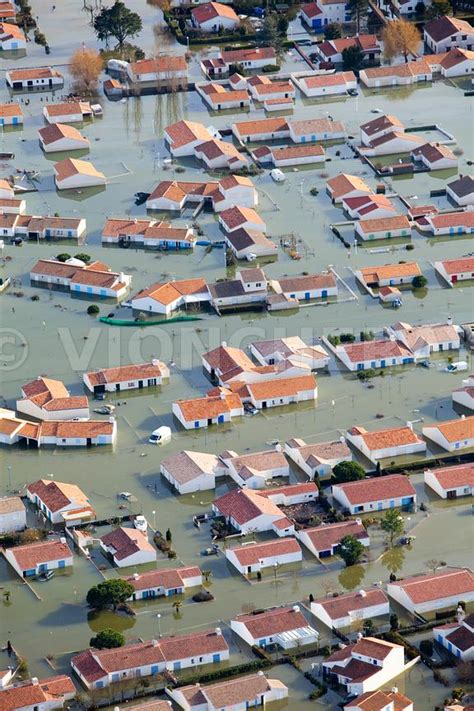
top-left (30, 258), bottom-right (132, 300)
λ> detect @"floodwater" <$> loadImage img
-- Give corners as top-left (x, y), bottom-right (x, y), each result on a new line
top-left (1, 2), bottom-right (474, 708)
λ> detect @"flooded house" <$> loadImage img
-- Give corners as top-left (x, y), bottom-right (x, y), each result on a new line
top-left (345, 689), bottom-right (413, 711)
top-left (359, 61), bottom-right (432, 88)
top-left (99, 526), bottom-right (157, 567)
top-left (146, 175), bottom-right (257, 212)
top-left (354, 263), bottom-right (422, 289)
top-left (386, 568), bottom-right (474, 615)
top-left (0, 495), bottom-right (26, 534)
top-left (452, 375), bottom-right (474, 411)
top-left (14, 215), bottom-right (86, 241)
top-left (326, 173), bottom-right (372, 204)
top-left (172, 389), bottom-right (244, 429)
top-left (194, 139), bottom-right (248, 171)
top-left (220, 46), bottom-right (277, 72)
top-left (439, 47), bottom-right (474, 77)
top-left (310, 588), bottom-right (390, 630)
top-left (419, 210), bottom-right (474, 237)
top-left (423, 16), bottom-right (474, 54)
top-left (422, 415), bottom-right (474, 452)
top-left (270, 272), bottom-right (337, 301)
top-left (0, 676), bottom-right (76, 711)
top-left (355, 215), bottom-right (412, 242)
top-left (196, 82), bottom-right (250, 111)
top-left (212, 487), bottom-right (296, 536)
top-left (125, 55), bottom-right (188, 91)
top-left (166, 673), bottom-right (288, 711)
top-left (322, 637), bottom-right (411, 695)
top-left (231, 373), bottom-right (318, 410)
top-left (219, 206), bottom-right (266, 234)
top-left (331, 474), bottom-right (417, 514)
top-left (53, 158), bottom-right (106, 190)
top-left (131, 278), bottom-right (211, 316)
top-left (164, 119), bottom-right (213, 157)
top-left (38, 123), bottom-right (89, 153)
top-left (208, 270), bottom-right (269, 311)
top-left (424, 462), bottom-right (474, 499)
top-left (26, 479), bottom-right (95, 526)
top-left (250, 336), bottom-right (329, 370)
top-left (289, 117), bottom-right (345, 143)
top-left (16, 376), bottom-right (90, 421)
top-left (433, 612), bottom-right (474, 662)
top-left (0, 21), bottom-right (26, 50)
top-left (231, 605), bottom-right (318, 650)
top-left (219, 448), bottom-right (290, 488)
top-left (30, 258), bottom-right (131, 299)
top-left (6, 66), bottom-right (63, 91)
top-left (342, 194), bottom-right (397, 220)
top-left (387, 320), bottom-right (461, 358)
top-left (124, 566), bottom-right (202, 600)
top-left (42, 101), bottom-right (92, 124)
top-left (249, 77), bottom-right (295, 103)
top-left (295, 519), bottom-right (370, 558)
top-left (315, 35), bottom-right (381, 64)
top-left (160, 450), bottom-right (223, 494)
top-left (102, 218), bottom-right (195, 250)
top-left (190, 2), bottom-right (239, 32)
top-left (284, 438), bottom-right (351, 480)
top-left (332, 339), bottom-right (415, 372)
top-left (83, 361), bottom-right (169, 394)
top-left (71, 629), bottom-right (229, 689)
top-left (224, 227), bottom-right (277, 260)
top-left (225, 538), bottom-right (302, 576)
top-left (253, 143), bottom-right (326, 168)
top-left (411, 143), bottom-right (458, 171)
top-left (0, 101), bottom-right (22, 125)
top-left (0, 1), bottom-right (16, 22)
top-left (345, 425), bottom-right (426, 463)
top-left (446, 175), bottom-right (473, 207)
top-left (0, 409), bottom-right (116, 448)
top-left (4, 538), bottom-right (73, 577)
top-left (360, 115), bottom-right (404, 146)
top-left (294, 72), bottom-right (357, 98)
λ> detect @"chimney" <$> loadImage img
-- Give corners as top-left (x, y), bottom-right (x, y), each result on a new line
top-left (151, 639), bottom-right (159, 646)
top-left (221, 341), bottom-right (227, 348)
top-left (447, 316), bottom-right (453, 326)
top-left (358, 589), bottom-right (367, 597)
top-left (292, 605), bottom-right (300, 613)
top-left (215, 627), bottom-right (222, 636)
top-left (391, 687), bottom-right (398, 694)
top-left (133, 572), bottom-right (139, 580)
top-left (60, 536), bottom-right (67, 544)
top-left (406, 421), bottom-right (413, 431)
top-left (31, 678), bottom-right (39, 686)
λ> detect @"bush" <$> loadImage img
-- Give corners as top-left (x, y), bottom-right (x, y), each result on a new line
top-left (309, 187), bottom-right (318, 196)
top-left (333, 461), bottom-right (365, 483)
top-left (412, 275), bottom-right (428, 289)
top-left (56, 253), bottom-right (71, 262)
top-left (34, 29), bottom-right (47, 46)
top-left (90, 628), bottom-right (125, 649)
top-left (87, 304), bottom-right (100, 315)
top-left (357, 368), bottom-right (376, 381)
top-left (262, 64), bottom-right (280, 72)
top-left (406, 243), bottom-right (415, 251)
top-left (339, 333), bottom-right (355, 343)
top-left (74, 253), bottom-right (91, 263)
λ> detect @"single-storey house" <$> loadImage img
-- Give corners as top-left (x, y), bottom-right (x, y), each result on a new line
top-left (160, 450), bottom-right (223, 494)
top-left (30, 258), bottom-right (130, 299)
top-left (446, 175), bottom-right (473, 207)
top-left (288, 117), bottom-right (345, 143)
top-left (43, 101), bottom-right (92, 124)
top-left (359, 61), bottom-right (432, 88)
top-left (355, 215), bottom-right (412, 242)
top-left (54, 158), bottom-right (105, 190)
top-left (212, 487), bottom-right (294, 536)
top-left (191, 2), bottom-right (239, 32)
top-left (388, 320), bottom-right (461, 358)
top-left (0, 101), bottom-right (23, 125)
top-left (333, 338), bottom-right (415, 372)
top-left (225, 538), bottom-right (302, 576)
top-left (16, 376), bottom-right (89, 421)
top-left (0, 495), bottom-right (26, 534)
top-left (164, 119), bottom-right (213, 157)
top-left (231, 605), bottom-right (318, 650)
top-left (220, 448), bottom-right (290, 488)
top-left (102, 217), bottom-right (195, 250)
top-left (355, 262), bottom-right (421, 289)
top-left (224, 227), bottom-right (277, 260)
top-left (327, 173), bottom-right (372, 204)
top-left (126, 55), bottom-right (187, 90)
top-left (131, 278), bottom-right (211, 316)
top-left (295, 71), bottom-right (357, 98)
top-left (345, 689), bottom-right (413, 711)
top-left (332, 474), bottom-right (417, 514)
top-left (284, 437), bottom-right (351, 480)
top-left (125, 566), bottom-right (202, 600)
top-left (172, 388), bottom-right (244, 429)
top-left (343, 194), bottom-right (397, 221)
top-left (221, 46), bottom-right (277, 72)
top-left (6, 66), bottom-right (63, 91)
top-left (218, 206), bottom-right (266, 233)
top-left (360, 114), bottom-right (404, 146)
top-left (433, 613), bottom-right (474, 662)
top-left (232, 116), bottom-right (290, 143)
top-left (386, 568), bottom-right (474, 615)
top-left (425, 463), bottom-right (473, 499)
top-left (360, 130), bottom-right (424, 157)
top-left (452, 375), bottom-right (474, 411)
top-left (4, 538), bottom-right (73, 577)
top-left (422, 415), bottom-right (474, 452)
top-left (83, 360), bottom-right (169, 394)
top-left (0, 676), bottom-right (76, 711)
top-left (71, 629), bottom-right (229, 689)
top-left (146, 175), bottom-right (257, 212)
top-left (345, 424), bottom-right (426, 463)
top-left (250, 336), bottom-right (329, 370)
top-left (27, 479), bottom-right (95, 526)
top-left (0, 21), bottom-right (26, 50)
top-left (412, 142), bottom-right (458, 171)
top-left (99, 527), bottom-right (157, 567)
top-left (296, 519), bottom-right (370, 558)
top-left (311, 588), bottom-right (390, 630)
top-left (39, 123), bottom-right (89, 153)
top-left (271, 272), bottom-right (337, 301)
top-left (420, 210), bottom-right (474, 237)
top-left (166, 673), bottom-right (288, 711)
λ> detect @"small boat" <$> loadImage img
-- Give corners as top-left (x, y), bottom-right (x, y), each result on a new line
top-left (118, 491), bottom-right (133, 501)
top-left (37, 570), bottom-right (55, 581)
top-left (0, 153), bottom-right (14, 160)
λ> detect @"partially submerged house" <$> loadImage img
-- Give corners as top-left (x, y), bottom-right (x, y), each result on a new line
top-left (83, 361), bottom-right (169, 394)
top-left (16, 376), bottom-right (89, 421)
top-left (124, 566), bottom-right (202, 600)
top-left (311, 588), bottom-right (390, 630)
top-left (387, 320), bottom-right (461, 358)
top-left (332, 339), bottom-right (414, 372)
top-left (424, 463), bottom-right (473, 499)
top-left (284, 437), bottom-right (351, 480)
top-left (231, 605), bottom-right (318, 650)
top-left (38, 123), bottom-right (89, 153)
top-left (160, 450), bottom-right (223, 494)
top-left (99, 527), bottom-right (157, 567)
top-left (166, 673), bottom-right (288, 711)
top-left (359, 61), bottom-right (432, 88)
top-left (452, 375), bottom-right (474, 412)
top-left (332, 474), bottom-right (417, 514)
top-left (102, 217), bottom-right (196, 250)
top-left (0, 496), bottom-right (26, 534)
top-left (30, 259), bottom-right (131, 299)
top-left (355, 215), bottom-right (412, 242)
top-left (6, 66), bottom-right (63, 91)
top-left (0, 676), bottom-right (76, 711)
top-left (345, 689), bottom-right (413, 711)
top-left (250, 336), bottom-right (330, 370)
top-left (345, 424), bottom-right (426, 463)
top-left (296, 519), bottom-right (369, 558)
top-left (5, 538), bottom-right (73, 577)
top-left (446, 175), bottom-right (473, 207)
top-left (354, 262), bottom-right (421, 290)
top-left (433, 613), bottom-right (474, 662)
top-left (423, 15), bottom-right (474, 54)
top-left (220, 448), bottom-right (290, 488)
top-left (422, 415), bottom-right (474, 452)
top-left (225, 538), bottom-right (302, 576)
top-left (131, 278), bottom-right (211, 316)
top-left (43, 101), bottom-right (92, 124)
top-left (26, 479), bottom-right (95, 526)
top-left (327, 173), bottom-right (372, 204)
top-left (172, 389), bottom-right (244, 430)
top-left (386, 568), bottom-right (474, 614)
top-left (435, 257), bottom-right (474, 285)
top-left (54, 158), bottom-right (105, 190)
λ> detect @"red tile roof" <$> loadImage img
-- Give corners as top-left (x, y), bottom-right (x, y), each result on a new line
top-left (300, 520), bottom-right (368, 552)
top-left (229, 538), bottom-right (301, 565)
top-left (234, 606), bottom-right (309, 637)
top-left (334, 474), bottom-right (416, 505)
top-left (0, 676), bottom-right (75, 711)
top-left (426, 463), bottom-right (474, 490)
top-left (315, 588), bottom-right (388, 620)
top-left (8, 539), bottom-right (71, 571)
top-left (391, 568), bottom-right (474, 604)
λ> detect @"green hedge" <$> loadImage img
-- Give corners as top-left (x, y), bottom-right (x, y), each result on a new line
top-left (175, 658), bottom-right (272, 687)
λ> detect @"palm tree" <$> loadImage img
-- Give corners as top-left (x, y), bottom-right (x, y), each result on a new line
top-left (172, 600), bottom-right (183, 617)
top-left (3, 590), bottom-right (11, 603)
top-left (202, 570), bottom-right (212, 585)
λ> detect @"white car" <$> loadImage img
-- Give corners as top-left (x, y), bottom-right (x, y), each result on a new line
top-left (246, 252), bottom-right (257, 262)
top-left (134, 515), bottom-right (148, 532)
top-left (270, 168), bottom-right (285, 183)
top-left (446, 361), bottom-right (468, 373)
top-left (107, 59), bottom-right (129, 72)
top-left (149, 426), bottom-right (172, 444)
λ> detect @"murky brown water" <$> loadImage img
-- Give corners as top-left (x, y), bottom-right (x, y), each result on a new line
top-left (1, 2), bottom-right (474, 707)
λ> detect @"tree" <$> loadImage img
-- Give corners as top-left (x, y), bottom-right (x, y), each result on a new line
top-left (56, 253), bottom-right (71, 262)
top-left (380, 509), bottom-right (404, 547)
top-left (90, 628), bottom-right (125, 649)
top-left (165, 528), bottom-right (172, 543)
top-left (172, 599), bottom-right (183, 617)
top-left (333, 461), bottom-right (366, 484)
top-left (94, 1), bottom-right (142, 50)
top-left (363, 618), bottom-right (376, 636)
top-left (419, 639), bottom-right (433, 656)
top-left (86, 579), bottom-right (134, 610)
top-left (412, 274), bottom-right (428, 289)
top-left (347, 0), bottom-right (368, 33)
top-left (414, 1), bottom-right (426, 16)
top-left (3, 590), bottom-right (11, 603)
top-left (390, 613), bottom-right (399, 630)
top-left (324, 22), bottom-right (342, 40)
top-left (258, 14), bottom-right (282, 55)
top-left (383, 19), bottom-right (421, 63)
top-left (342, 45), bottom-right (365, 72)
top-left (69, 48), bottom-right (103, 93)
top-left (277, 15), bottom-right (288, 35)
top-left (338, 535), bottom-right (365, 566)
top-left (74, 253), bottom-right (91, 263)
top-left (87, 304), bottom-right (100, 315)
top-left (202, 570), bottom-right (212, 584)
top-left (427, 0), bottom-right (452, 18)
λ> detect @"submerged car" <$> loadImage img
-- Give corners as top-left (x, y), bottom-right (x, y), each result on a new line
top-left (149, 426), bottom-right (172, 444)
top-left (37, 570), bottom-right (55, 581)
top-left (134, 515), bottom-right (148, 532)
top-left (446, 361), bottom-right (468, 373)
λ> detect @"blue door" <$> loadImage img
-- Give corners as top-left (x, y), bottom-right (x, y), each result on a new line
top-left (377, 502), bottom-right (383, 510)
top-left (58, 560), bottom-right (65, 568)
top-left (194, 421), bottom-right (199, 428)
top-left (39, 563), bottom-right (47, 572)
top-left (218, 414), bottom-right (224, 424)
top-left (389, 500), bottom-right (395, 508)
top-left (305, 292), bottom-right (310, 300)
top-left (12, 116), bottom-right (18, 125)
top-left (401, 497), bottom-right (412, 507)
top-left (322, 290), bottom-right (327, 298)
top-left (314, 18), bottom-right (322, 27)
top-left (213, 654), bottom-right (220, 663)
top-left (381, 360), bottom-right (386, 368)
top-left (151, 665), bottom-right (159, 675)
top-left (174, 661), bottom-right (181, 671)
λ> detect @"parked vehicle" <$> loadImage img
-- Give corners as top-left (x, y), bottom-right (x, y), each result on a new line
top-left (94, 392), bottom-right (106, 401)
top-left (418, 360), bottom-right (431, 369)
top-left (246, 252), bottom-right (257, 262)
top-left (270, 168), bottom-right (285, 183)
top-left (37, 570), bottom-right (55, 581)
top-left (118, 491), bottom-right (133, 501)
top-left (93, 404), bottom-right (115, 415)
top-left (149, 426), bottom-right (172, 444)
top-left (446, 361), bottom-right (468, 373)
top-left (244, 403), bottom-right (259, 416)
top-left (134, 515), bottom-right (148, 532)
